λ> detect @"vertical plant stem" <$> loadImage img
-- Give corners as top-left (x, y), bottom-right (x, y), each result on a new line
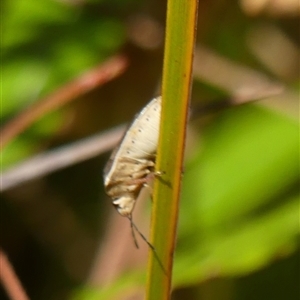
top-left (146, 0), bottom-right (199, 299)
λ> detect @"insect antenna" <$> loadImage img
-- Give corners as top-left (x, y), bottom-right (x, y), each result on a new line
top-left (127, 216), bottom-right (167, 275)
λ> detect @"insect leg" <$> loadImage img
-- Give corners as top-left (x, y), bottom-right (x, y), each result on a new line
top-left (128, 215), bottom-right (140, 249)
top-left (127, 216), bottom-right (167, 275)
top-left (142, 170), bottom-right (166, 193)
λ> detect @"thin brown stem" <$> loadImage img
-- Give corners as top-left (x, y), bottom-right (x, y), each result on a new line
top-left (0, 249), bottom-right (30, 300)
top-left (1, 55), bottom-right (128, 149)
top-left (1, 125), bottom-right (125, 191)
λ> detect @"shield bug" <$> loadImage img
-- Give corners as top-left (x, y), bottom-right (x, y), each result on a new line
top-left (103, 96), bottom-right (165, 271)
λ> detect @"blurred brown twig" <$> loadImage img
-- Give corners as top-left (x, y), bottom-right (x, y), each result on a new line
top-left (0, 125), bottom-right (125, 191)
top-left (0, 55), bottom-right (128, 149)
top-left (0, 249), bottom-right (30, 300)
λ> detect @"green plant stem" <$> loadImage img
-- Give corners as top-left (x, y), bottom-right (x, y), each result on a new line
top-left (146, 0), bottom-right (199, 299)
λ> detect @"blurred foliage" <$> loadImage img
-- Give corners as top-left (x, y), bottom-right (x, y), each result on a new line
top-left (1, 0), bottom-right (299, 300)
top-left (1, 0), bottom-right (126, 167)
top-left (2, 0), bottom-right (125, 110)
top-left (177, 104), bottom-right (299, 283)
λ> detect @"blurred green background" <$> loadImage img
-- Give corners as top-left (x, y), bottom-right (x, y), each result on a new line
top-left (1, 0), bottom-right (299, 299)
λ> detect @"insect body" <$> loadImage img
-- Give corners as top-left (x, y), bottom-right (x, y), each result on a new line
top-left (103, 96), bottom-right (161, 219)
top-left (103, 96), bottom-right (167, 273)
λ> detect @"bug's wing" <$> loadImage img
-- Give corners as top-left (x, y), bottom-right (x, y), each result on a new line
top-left (103, 96), bottom-right (161, 182)
top-left (116, 96), bottom-right (161, 159)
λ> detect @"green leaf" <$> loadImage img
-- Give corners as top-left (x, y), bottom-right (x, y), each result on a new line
top-left (184, 104), bottom-right (299, 229)
top-left (173, 104), bottom-right (299, 285)
top-left (175, 196), bottom-right (299, 285)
